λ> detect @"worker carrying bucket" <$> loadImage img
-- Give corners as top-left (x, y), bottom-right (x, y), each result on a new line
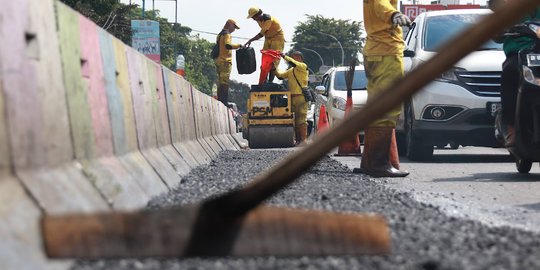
top-left (213, 19), bottom-right (242, 106)
top-left (245, 6), bottom-right (285, 83)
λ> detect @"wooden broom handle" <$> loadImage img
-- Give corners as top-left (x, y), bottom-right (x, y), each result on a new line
top-left (208, 0), bottom-right (540, 217)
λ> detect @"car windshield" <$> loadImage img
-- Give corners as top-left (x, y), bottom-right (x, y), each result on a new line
top-left (333, 70), bottom-right (368, 91)
top-left (424, 14), bottom-right (502, 52)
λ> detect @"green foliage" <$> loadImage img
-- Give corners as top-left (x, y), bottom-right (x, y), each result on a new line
top-left (59, 0), bottom-right (217, 94)
top-left (61, 0), bottom-right (134, 43)
top-left (291, 15), bottom-right (364, 73)
top-left (229, 80), bottom-right (251, 113)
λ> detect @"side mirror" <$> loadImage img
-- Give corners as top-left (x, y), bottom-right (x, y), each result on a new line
top-left (315, 85), bottom-right (326, 95)
top-left (404, 50), bottom-right (416, 58)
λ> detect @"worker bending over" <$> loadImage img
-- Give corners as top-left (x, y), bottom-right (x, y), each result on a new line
top-left (358, 0), bottom-right (410, 177)
top-left (245, 6), bottom-right (285, 83)
top-left (215, 19), bottom-right (242, 106)
top-left (274, 51), bottom-right (309, 145)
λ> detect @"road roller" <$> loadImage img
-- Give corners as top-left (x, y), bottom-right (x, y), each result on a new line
top-left (245, 83), bottom-right (295, 148)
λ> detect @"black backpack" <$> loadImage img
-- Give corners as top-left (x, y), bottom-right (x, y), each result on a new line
top-left (211, 35), bottom-right (220, 59)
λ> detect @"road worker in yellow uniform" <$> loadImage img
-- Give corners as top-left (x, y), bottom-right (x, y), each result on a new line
top-left (274, 51), bottom-right (309, 145)
top-left (245, 7), bottom-right (285, 83)
top-left (215, 19), bottom-right (242, 106)
top-left (356, 0), bottom-right (411, 177)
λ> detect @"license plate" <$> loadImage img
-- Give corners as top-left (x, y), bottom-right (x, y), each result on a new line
top-left (487, 102), bottom-right (501, 116)
top-left (527, 54), bottom-right (540, 67)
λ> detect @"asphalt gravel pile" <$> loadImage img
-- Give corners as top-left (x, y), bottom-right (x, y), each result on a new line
top-left (73, 149), bottom-right (540, 270)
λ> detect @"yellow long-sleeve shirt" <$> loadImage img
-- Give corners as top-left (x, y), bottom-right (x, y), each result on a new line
top-left (275, 56), bottom-right (308, 95)
top-left (363, 0), bottom-right (405, 56)
top-left (216, 30), bottom-right (241, 62)
top-left (257, 14), bottom-right (284, 41)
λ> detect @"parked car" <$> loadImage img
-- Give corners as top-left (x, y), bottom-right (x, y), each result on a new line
top-left (313, 66), bottom-right (368, 133)
top-left (396, 9), bottom-right (504, 160)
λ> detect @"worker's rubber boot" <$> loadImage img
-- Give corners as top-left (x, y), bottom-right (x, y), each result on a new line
top-left (354, 127), bottom-right (409, 178)
top-left (389, 128), bottom-right (401, 170)
top-left (217, 84), bottom-right (229, 106)
top-left (294, 125), bottom-right (308, 146)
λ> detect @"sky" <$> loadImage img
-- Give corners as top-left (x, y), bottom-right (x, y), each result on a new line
top-left (120, 0), bottom-right (487, 85)
top-left (121, 0), bottom-right (362, 85)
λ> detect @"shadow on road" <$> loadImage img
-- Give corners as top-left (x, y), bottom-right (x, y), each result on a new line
top-left (432, 172), bottom-right (540, 183)
top-left (400, 154), bottom-right (514, 164)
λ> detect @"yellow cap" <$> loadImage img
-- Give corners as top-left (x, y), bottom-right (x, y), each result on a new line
top-left (247, 7), bottom-right (260, 19)
top-left (227, 19), bottom-right (240, 29)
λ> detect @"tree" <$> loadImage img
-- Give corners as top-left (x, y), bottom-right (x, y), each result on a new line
top-left (229, 80), bottom-right (251, 113)
top-left (59, 0), bottom-right (217, 95)
top-left (61, 0), bottom-right (134, 43)
top-left (291, 15), bottom-right (364, 73)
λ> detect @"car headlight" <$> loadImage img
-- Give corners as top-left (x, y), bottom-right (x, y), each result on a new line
top-left (332, 97), bottom-right (347, 111)
top-left (522, 65), bottom-right (540, 86)
top-left (437, 67), bottom-right (465, 82)
top-left (529, 23), bottom-right (540, 39)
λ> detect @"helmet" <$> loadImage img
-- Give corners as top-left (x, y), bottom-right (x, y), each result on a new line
top-left (247, 7), bottom-right (261, 19)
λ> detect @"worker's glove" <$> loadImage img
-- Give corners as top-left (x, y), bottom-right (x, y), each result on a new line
top-left (391, 12), bottom-right (411, 27)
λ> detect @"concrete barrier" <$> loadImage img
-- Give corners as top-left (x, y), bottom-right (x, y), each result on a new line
top-left (193, 91), bottom-right (224, 157)
top-left (192, 89), bottom-right (220, 157)
top-left (162, 69), bottom-right (211, 166)
top-left (103, 34), bottom-right (171, 198)
top-left (0, 1), bottom-right (240, 269)
top-left (146, 59), bottom-right (191, 179)
top-left (212, 99), bottom-right (238, 150)
top-left (57, 4), bottom-right (152, 210)
top-left (126, 49), bottom-right (180, 189)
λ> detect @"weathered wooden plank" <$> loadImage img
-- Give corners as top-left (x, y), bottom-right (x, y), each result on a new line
top-left (43, 206), bottom-right (390, 258)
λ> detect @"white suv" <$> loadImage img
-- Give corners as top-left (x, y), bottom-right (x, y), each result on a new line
top-left (396, 9), bottom-right (504, 160)
top-left (313, 66), bottom-right (368, 132)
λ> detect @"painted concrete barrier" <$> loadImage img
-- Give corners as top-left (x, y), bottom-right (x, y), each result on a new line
top-left (0, 1), bottom-right (241, 269)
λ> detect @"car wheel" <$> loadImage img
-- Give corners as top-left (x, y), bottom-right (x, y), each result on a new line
top-left (516, 158), bottom-right (532, 173)
top-left (405, 104), bottom-right (433, 161)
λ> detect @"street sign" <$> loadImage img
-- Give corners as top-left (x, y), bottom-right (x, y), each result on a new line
top-left (131, 20), bottom-right (161, 63)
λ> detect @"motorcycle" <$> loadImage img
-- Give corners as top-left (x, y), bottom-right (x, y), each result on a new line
top-left (494, 20), bottom-right (540, 173)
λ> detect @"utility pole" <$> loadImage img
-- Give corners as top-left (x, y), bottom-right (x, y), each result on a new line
top-left (142, 0), bottom-right (145, 18)
top-left (301, 47), bottom-right (325, 69)
top-left (319, 32), bottom-right (344, 66)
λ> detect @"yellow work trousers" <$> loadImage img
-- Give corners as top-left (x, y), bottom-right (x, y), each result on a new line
top-left (263, 37), bottom-right (285, 69)
top-left (215, 59), bottom-right (232, 86)
top-left (292, 95), bottom-right (308, 128)
top-left (364, 55), bottom-right (404, 127)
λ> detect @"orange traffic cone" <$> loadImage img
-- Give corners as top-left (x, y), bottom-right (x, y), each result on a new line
top-left (317, 104), bottom-right (329, 134)
top-left (336, 96), bottom-right (361, 156)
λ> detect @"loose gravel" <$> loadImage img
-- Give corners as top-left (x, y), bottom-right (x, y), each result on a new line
top-left (73, 149), bottom-right (540, 270)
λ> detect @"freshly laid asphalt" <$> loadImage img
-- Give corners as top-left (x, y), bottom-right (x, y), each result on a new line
top-left (73, 149), bottom-right (540, 270)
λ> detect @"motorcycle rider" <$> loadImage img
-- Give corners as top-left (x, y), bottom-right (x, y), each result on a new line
top-left (489, 0), bottom-right (540, 146)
